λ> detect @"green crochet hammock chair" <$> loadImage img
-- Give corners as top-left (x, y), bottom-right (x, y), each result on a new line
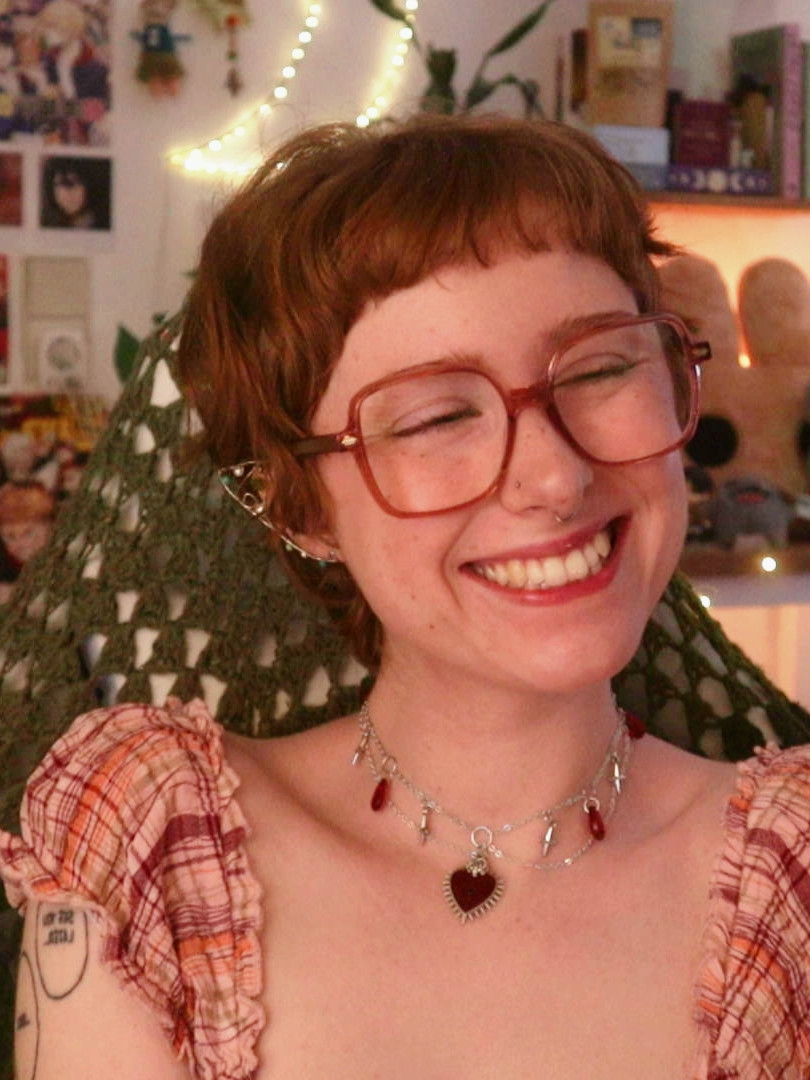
top-left (0, 312), bottom-right (808, 1071)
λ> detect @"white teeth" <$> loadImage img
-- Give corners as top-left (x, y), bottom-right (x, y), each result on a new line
top-left (583, 542), bottom-right (601, 570)
top-left (594, 531), bottom-right (610, 558)
top-left (493, 564), bottom-right (509, 586)
top-left (474, 528), bottom-right (612, 591)
top-left (543, 556), bottom-right (567, 587)
top-left (506, 559), bottom-right (527, 587)
top-left (525, 558), bottom-right (544, 588)
top-left (564, 549), bottom-right (590, 581)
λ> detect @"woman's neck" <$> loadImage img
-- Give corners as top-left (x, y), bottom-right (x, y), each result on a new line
top-left (364, 653), bottom-right (622, 831)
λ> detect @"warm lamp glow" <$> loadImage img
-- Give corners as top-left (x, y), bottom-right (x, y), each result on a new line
top-left (738, 353), bottom-right (752, 368)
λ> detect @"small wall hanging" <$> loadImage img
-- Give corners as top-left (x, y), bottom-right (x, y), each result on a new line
top-left (189, 0), bottom-right (251, 95)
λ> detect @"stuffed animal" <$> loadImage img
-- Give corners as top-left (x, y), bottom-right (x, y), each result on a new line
top-left (132, 0), bottom-right (190, 98)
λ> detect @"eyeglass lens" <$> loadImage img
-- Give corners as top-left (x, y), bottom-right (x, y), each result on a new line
top-left (356, 318), bottom-right (693, 514)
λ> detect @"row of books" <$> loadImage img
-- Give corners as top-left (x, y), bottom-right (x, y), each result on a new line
top-left (590, 22), bottom-right (809, 200)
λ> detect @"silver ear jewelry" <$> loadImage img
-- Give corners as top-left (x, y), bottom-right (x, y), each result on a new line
top-left (218, 461), bottom-right (342, 565)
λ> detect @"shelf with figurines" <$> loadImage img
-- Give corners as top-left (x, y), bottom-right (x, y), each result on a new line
top-left (668, 247), bottom-right (810, 598)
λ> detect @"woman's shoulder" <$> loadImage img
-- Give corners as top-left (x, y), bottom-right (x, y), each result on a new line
top-left (693, 742), bottom-right (810, 1076)
top-left (14, 697), bottom-right (235, 860)
top-left (1, 696), bottom-right (252, 916)
top-left (714, 740), bottom-right (810, 927)
top-left (1, 697), bottom-right (264, 1080)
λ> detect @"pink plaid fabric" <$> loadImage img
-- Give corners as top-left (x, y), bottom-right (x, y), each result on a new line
top-left (0, 699), bottom-right (264, 1080)
top-left (1, 700), bottom-right (809, 1078)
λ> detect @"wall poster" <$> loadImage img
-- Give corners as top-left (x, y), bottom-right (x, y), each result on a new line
top-left (0, 1), bottom-right (111, 145)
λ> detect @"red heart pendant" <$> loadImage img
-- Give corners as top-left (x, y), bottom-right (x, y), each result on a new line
top-left (444, 867), bottom-right (504, 923)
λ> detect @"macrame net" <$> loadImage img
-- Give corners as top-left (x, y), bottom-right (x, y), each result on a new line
top-left (0, 313), bottom-right (808, 1067)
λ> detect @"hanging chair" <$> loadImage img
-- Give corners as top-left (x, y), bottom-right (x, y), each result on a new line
top-left (0, 312), bottom-right (807, 1072)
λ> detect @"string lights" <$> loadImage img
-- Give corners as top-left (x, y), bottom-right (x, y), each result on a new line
top-left (169, 1), bottom-right (420, 176)
top-left (356, 0), bottom-right (419, 129)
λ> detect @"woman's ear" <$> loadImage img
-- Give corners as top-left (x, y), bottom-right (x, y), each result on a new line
top-left (218, 460), bottom-right (342, 563)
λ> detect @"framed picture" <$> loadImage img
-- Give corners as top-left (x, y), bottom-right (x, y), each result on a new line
top-left (0, 152), bottom-right (22, 226)
top-left (0, 1), bottom-right (111, 145)
top-left (39, 155), bottom-right (111, 231)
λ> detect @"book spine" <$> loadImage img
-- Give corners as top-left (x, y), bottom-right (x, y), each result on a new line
top-left (781, 24), bottom-right (802, 199)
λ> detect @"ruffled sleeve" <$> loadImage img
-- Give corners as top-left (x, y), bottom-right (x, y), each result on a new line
top-left (692, 743), bottom-right (810, 1079)
top-left (0, 697), bottom-right (264, 1080)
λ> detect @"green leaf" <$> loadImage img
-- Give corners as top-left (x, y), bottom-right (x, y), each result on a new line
top-left (114, 325), bottom-right (141, 385)
top-left (464, 74), bottom-right (497, 111)
top-left (484, 0), bottom-right (556, 59)
top-left (367, 0), bottom-right (409, 23)
top-left (463, 73), bottom-right (543, 116)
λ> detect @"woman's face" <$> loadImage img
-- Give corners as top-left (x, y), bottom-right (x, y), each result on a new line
top-left (309, 249), bottom-right (688, 696)
top-left (53, 171), bottom-right (87, 217)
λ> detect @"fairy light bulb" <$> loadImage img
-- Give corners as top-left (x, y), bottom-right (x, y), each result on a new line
top-left (172, 1), bottom-right (422, 173)
top-left (761, 556), bottom-right (778, 573)
top-left (699, 594), bottom-right (712, 609)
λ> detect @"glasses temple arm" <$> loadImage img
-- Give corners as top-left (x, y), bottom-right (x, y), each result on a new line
top-left (290, 432), bottom-right (358, 458)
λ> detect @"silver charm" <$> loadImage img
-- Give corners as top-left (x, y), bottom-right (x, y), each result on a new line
top-left (541, 815), bottom-right (558, 858)
top-left (611, 752), bottom-right (626, 794)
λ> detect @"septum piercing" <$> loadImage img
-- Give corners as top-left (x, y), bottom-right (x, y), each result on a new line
top-left (514, 479), bottom-right (577, 524)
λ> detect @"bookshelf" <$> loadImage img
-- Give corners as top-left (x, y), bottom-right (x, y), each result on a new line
top-left (649, 193), bottom-right (810, 210)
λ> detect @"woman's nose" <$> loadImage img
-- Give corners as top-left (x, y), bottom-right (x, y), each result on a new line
top-left (498, 406), bottom-right (593, 519)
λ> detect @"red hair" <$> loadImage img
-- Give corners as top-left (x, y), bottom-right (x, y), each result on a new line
top-left (178, 112), bottom-right (674, 668)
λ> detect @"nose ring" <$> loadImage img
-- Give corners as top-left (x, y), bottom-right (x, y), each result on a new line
top-left (554, 509), bottom-right (576, 525)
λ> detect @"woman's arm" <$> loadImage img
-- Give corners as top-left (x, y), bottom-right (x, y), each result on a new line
top-left (15, 902), bottom-right (190, 1080)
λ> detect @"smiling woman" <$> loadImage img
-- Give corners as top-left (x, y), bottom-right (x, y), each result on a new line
top-left (1, 113), bottom-right (810, 1080)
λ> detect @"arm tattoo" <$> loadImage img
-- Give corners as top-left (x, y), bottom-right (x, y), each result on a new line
top-left (34, 903), bottom-right (89, 1000)
top-left (15, 950), bottom-right (40, 1080)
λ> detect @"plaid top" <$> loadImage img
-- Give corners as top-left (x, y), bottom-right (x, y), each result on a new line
top-left (1, 700), bottom-right (809, 1079)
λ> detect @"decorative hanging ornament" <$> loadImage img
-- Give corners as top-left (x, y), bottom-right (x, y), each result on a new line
top-left (188, 0), bottom-right (251, 96)
top-left (131, 0), bottom-right (192, 98)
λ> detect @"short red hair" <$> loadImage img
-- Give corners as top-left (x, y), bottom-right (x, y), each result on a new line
top-left (178, 112), bottom-right (674, 668)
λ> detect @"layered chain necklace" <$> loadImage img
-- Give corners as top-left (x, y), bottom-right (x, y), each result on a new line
top-left (352, 701), bottom-right (645, 923)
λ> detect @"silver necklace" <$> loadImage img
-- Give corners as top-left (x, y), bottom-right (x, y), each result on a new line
top-left (352, 701), bottom-right (645, 923)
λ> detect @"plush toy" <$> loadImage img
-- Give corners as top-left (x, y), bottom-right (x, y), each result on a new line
top-left (659, 253), bottom-right (810, 498)
top-left (712, 476), bottom-right (794, 549)
top-left (132, 0), bottom-right (190, 98)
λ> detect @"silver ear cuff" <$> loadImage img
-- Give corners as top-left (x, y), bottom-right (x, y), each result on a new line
top-left (218, 461), bottom-right (342, 565)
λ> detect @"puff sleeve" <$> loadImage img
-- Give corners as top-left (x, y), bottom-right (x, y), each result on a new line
top-left (0, 698), bottom-right (264, 1080)
top-left (693, 743), bottom-right (810, 1079)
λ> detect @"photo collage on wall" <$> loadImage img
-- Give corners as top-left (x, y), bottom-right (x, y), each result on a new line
top-left (0, 1), bottom-right (112, 388)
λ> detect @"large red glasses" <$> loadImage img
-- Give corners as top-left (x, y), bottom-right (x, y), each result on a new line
top-left (289, 312), bottom-right (709, 518)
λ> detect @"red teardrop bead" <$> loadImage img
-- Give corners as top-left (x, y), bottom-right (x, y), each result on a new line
top-left (371, 778), bottom-right (390, 812)
top-left (624, 712), bottom-right (646, 740)
top-left (587, 804), bottom-right (606, 840)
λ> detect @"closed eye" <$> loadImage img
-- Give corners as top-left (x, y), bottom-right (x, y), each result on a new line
top-left (555, 355), bottom-right (638, 389)
top-left (391, 404), bottom-right (482, 438)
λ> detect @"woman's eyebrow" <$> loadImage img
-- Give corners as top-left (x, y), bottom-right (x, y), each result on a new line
top-left (542, 310), bottom-right (639, 354)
